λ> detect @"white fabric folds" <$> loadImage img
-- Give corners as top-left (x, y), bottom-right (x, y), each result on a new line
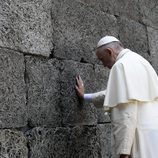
top-left (103, 49), bottom-right (158, 108)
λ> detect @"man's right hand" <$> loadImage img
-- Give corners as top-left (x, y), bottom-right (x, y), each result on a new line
top-left (75, 75), bottom-right (84, 99)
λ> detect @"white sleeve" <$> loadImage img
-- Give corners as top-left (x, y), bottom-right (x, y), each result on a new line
top-left (84, 94), bottom-right (93, 102)
top-left (84, 90), bottom-right (106, 108)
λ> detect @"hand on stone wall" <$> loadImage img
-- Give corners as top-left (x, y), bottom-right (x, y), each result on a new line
top-left (75, 75), bottom-right (84, 99)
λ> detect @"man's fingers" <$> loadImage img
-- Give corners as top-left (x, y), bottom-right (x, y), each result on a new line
top-left (75, 85), bottom-right (79, 91)
top-left (79, 75), bottom-right (82, 81)
top-left (76, 75), bottom-right (84, 87)
top-left (75, 85), bottom-right (81, 95)
top-left (75, 85), bottom-right (82, 93)
top-left (78, 76), bottom-right (84, 86)
top-left (79, 76), bottom-right (83, 84)
top-left (75, 77), bottom-right (84, 99)
top-left (76, 76), bottom-right (80, 86)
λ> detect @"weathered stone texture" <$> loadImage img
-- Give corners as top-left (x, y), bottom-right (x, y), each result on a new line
top-left (0, 129), bottom-right (28, 158)
top-left (112, 0), bottom-right (140, 21)
top-left (60, 60), bottom-right (98, 126)
top-left (60, 60), bottom-right (109, 125)
top-left (1, 0), bottom-right (158, 157)
top-left (94, 65), bottom-right (109, 91)
top-left (139, 0), bottom-right (158, 28)
top-left (97, 124), bottom-right (112, 158)
top-left (97, 109), bottom-right (110, 123)
top-left (0, 48), bottom-right (26, 128)
top-left (147, 27), bottom-right (158, 73)
top-left (27, 125), bottom-right (111, 158)
top-left (118, 17), bottom-right (150, 60)
top-left (0, 0), bottom-right (53, 56)
top-left (76, 0), bottom-right (115, 15)
top-left (51, 0), bottom-right (118, 64)
top-left (27, 127), bottom-right (68, 158)
top-left (25, 56), bottom-right (61, 127)
top-left (78, 0), bottom-right (140, 22)
top-left (94, 65), bottom-right (110, 123)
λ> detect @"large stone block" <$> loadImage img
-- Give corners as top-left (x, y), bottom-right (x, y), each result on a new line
top-left (76, 0), bottom-right (115, 15)
top-left (139, 0), bottom-right (158, 29)
top-left (94, 65), bottom-right (111, 123)
top-left (60, 60), bottom-right (98, 125)
top-left (26, 127), bottom-right (68, 158)
top-left (0, 0), bottom-right (53, 56)
top-left (112, 0), bottom-right (140, 21)
top-left (25, 56), bottom-right (61, 127)
top-left (27, 126), bottom-right (102, 158)
top-left (94, 64), bottom-right (109, 91)
top-left (0, 48), bottom-right (26, 128)
top-left (51, 0), bottom-right (118, 64)
top-left (60, 60), bottom-right (110, 125)
top-left (97, 124), bottom-right (112, 158)
top-left (118, 17), bottom-right (150, 60)
top-left (0, 129), bottom-right (28, 158)
top-left (147, 27), bottom-right (158, 73)
top-left (78, 0), bottom-right (140, 22)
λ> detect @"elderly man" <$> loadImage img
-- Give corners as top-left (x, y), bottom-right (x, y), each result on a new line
top-left (75, 36), bottom-right (158, 158)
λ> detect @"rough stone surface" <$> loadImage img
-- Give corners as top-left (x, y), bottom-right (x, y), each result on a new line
top-left (60, 60), bottom-right (98, 125)
top-left (60, 60), bottom-right (109, 126)
top-left (0, 48), bottom-right (26, 128)
top-left (76, 0), bottom-right (115, 15)
top-left (112, 0), bottom-right (140, 21)
top-left (139, 0), bottom-right (158, 28)
top-left (27, 126), bottom-right (101, 158)
top-left (94, 65), bottom-right (109, 91)
top-left (0, 0), bottom-right (53, 56)
top-left (51, 0), bottom-right (118, 64)
top-left (25, 56), bottom-right (61, 127)
top-left (97, 124), bottom-right (112, 158)
top-left (0, 129), bottom-right (28, 158)
top-left (118, 17), bottom-right (150, 60)
top-left (97, 109), bottom-right (111, 123)
top-left (147, 27), bottom-right (158, 73)
top-left (94, 65), bottom-right (111, 123)
top-left (1, 0), bottom-right (158, 157)
top-left (78, 0), bottom-right (140, 22)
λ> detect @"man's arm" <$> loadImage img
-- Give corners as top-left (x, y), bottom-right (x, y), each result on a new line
top-left (90, 90), bottom-right (106, 108)
top-left (75, 75), bottom-right (107, 109)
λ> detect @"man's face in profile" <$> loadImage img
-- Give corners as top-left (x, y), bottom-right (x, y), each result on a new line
top-left (96, 47), bottom-right (115, 69)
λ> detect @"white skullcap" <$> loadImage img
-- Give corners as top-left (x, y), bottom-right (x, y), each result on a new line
top-left (97, 36), bottom-right (119, 48)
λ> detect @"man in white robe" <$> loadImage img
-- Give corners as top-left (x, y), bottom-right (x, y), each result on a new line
top-left (75, 36), bottom-right (158, 158)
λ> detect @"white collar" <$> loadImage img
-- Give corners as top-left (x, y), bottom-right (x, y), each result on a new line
top-left (116, 48), bottom-right (129, 61)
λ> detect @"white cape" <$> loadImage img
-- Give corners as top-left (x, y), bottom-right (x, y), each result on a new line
top-left (91, 49), bottom-right (158, 157)
top-left (103, 49), bottom-right (158, 108)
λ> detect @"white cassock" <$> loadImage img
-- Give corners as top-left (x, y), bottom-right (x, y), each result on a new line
top-left (91, 49), bottom-right (158, 158)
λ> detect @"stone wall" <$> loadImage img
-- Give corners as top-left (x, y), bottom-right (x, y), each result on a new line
top-left (0, 0), bottom-right (158, 158)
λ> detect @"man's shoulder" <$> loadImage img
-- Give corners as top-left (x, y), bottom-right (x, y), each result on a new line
top-left (112, 51), bottom-right (143, 71)
top-left (111, 61), bottom-right (124, 74)
top-left (116, 50), bottom-right (148, 66)
top-left (112, 49), bottom-right (155, 76)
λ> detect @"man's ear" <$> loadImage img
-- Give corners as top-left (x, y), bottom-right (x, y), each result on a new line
top-left (105, 48), bottom-right (113, 56)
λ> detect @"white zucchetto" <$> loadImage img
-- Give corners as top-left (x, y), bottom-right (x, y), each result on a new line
top-left (97, 36), bottom-right (119, 48)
